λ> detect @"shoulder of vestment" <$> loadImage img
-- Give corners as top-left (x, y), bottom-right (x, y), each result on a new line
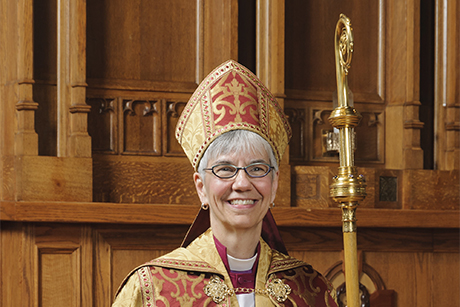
top-left (267, 245), bottom-right (311, 274)
top-left (142, 247), bottom-right (222, 275)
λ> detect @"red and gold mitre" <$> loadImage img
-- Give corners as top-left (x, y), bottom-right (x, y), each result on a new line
top-left (175, 60), bottom-right (291, 170)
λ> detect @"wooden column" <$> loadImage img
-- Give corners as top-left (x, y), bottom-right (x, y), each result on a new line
top-left (256, 0), bottom-right (290, 206)
top-left (385, 0), bottom-right (424, 169)
top-left (57, 0), bottom-right (91, 157)
top-left (1, 0), bottom-right (39, 201)
top-left (202, 0), bottom-right (238, 77)
top-left (435, 0), bottom-right (460, 170)
top-left (0, 0), bottom-right (39, 158)
top-left (1, 0), bottom-right (93, 202)
top-left (15, 0), bottom-right (39, 157)
top-left (256, 0), bottom-right (285, 100)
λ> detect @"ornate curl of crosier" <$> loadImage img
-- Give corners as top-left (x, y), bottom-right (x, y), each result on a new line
top-left (334, 14), bottom-right (354, 110)
top-left (337, 14), bottom-right (354, 76)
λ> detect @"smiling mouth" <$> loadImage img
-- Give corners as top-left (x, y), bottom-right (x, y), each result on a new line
top-left (229, 199), bottom-right (255, 205)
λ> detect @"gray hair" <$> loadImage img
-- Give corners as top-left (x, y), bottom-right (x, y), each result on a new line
top-left (197, 130), bottom-right (278, 179)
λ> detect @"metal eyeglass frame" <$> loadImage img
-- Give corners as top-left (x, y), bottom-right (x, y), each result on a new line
top-left (204, 162), bottom-right (274, 179)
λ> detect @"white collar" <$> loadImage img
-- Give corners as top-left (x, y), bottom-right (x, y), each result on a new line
top-left (227, 253), bottom-right (257, 272)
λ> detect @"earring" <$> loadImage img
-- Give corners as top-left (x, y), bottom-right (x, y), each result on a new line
top-left (270, 203), bottom-right (275, 209)
top-left (201, 203), bottom-right (209, 210)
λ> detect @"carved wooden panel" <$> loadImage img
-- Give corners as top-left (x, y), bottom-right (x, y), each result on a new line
top-left (164, 101), bottom-right (187, 156)
top-left (354, 111), bottom-right (384, 162)
top-left (285, 0), bottom-right (384, 103)
top-left (39, 250), bottom-right (80, 306)
top-left (88, 95), bottom-right (194, 203)
top-left (34, 224), bottom-right (92, 307)
top-left (311, 109), bottom-right (336, 161)
top-left (285, 107), bottom-right (306, 161)
top-left (293, 166), bottom-right (335, 208)
top-left (87, 98), bottom-right (117, 153)
top-left (375, 169), bottom-right (402, 209)
top-left (122, 99), bottom-right (161, 155)
top-left (88, 97), bottom-right (188, 157)
top-left (286, 104), bottom-right (384, 164)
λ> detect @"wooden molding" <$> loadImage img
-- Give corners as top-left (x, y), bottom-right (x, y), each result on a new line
top-left (1, 201), bottom-right (459, 228)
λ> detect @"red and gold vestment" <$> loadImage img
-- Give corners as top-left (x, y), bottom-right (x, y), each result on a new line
top-left (113, 229), bottom-right (337, 307)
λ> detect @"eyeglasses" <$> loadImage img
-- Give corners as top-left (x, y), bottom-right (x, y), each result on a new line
top-left (204, 162), bottom-right (274, 179)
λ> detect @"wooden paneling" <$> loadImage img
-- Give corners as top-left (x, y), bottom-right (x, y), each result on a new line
top-left (0, 223), bottom-right (92, 307)
top-left (92, 156), bottom-right (196, 203)
top-left (1, 1), bottom-right (459, 307)
top-left (202, 0), bottom-right (238, 77)
top-left (385, 0), bottom-right (424, 169)
top-left (2, 201), bottom-right (459, 229)
top-left (165, 100), bottom-right (188, 156)
top-left (122, 99), bottom-right (162, 155)
top-left (34, 84), bottom-right (58, 156)
top-left (57, 0), bottom-right (91, 158)
top-left (33, 0), bottom-right (58, 156)
top-left (87, 97), bottom-right (189, 157)
top-left (34, 224), bottom-right (93, 307)
top-left (366, 252), bottom-right (431, 307)
top-left (432, 253), bottom-right (460, 306)
top-left (16, 156), bottom-right (92, 202)
top-left (87, 0), bottom-right (198, 87)
top-left (1, 223), bottom-right (28, 307)
top-left (2, 222), bottom-right (459, 306)
top-left (285, 0), bottom-right (383, 103)
top-left (85, 0), bottom-right (239, 204)
top-left (293, 167), bottom-right (459, 210)
top-left (293, 166), bottom-right (374, 208)
top-left (287, 106), bottom-right (385, 164)
top-left (40, 251), bottom-right (80, 306)
top-left (402, 170), bottom-right (460, 210)
top-left (435, 0), bottom-right (460, 170)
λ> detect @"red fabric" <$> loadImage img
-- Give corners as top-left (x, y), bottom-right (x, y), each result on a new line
top-left (261, 210), bottom-right (289, 255)
top-left (180, 208), bottom-right (210, 248)
top-left (210, 71), bottom-right (259, 128)
top-left (142, 264), bottom-right (337, 306)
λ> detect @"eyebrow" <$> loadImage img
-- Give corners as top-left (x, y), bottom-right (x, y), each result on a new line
top-left (212, 159), bottom-right (268, 165)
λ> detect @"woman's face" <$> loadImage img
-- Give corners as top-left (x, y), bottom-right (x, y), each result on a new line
top-left (194, 149), bottom-right (279, 234)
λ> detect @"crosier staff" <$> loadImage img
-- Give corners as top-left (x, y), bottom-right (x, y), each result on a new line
top-left (329, 14), bottom-right (367, 307)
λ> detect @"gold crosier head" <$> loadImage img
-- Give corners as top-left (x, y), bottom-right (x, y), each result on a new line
top-left (175, 60), bottom-right (291, 171)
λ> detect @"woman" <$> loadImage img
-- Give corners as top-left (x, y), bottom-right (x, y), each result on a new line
top-left (112, 60), bottom-right (337, 307)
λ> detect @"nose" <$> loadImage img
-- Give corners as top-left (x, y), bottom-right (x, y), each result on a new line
top-left (232, 168), bottom-right (252, 190)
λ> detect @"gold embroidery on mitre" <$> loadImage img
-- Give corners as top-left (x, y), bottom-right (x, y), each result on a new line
top-left (181, 100), bottom-right (205, 164)
top-left (268, 102), bottom-right (288, 161)
top-left (211, 72), bottom-right (259, 128)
